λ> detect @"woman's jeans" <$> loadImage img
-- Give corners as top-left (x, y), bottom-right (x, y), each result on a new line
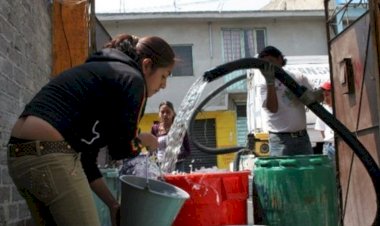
top-left (8, 150), bottom-right (100, 226)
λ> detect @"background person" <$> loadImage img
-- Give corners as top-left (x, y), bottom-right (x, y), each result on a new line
top-left (252, 46), bottom-right (323, 224)
top-left (258, 45), bottom-right (322, 156)
top-left (314, 81), bottom-right (335, 162)
top-left (151, 101), bottom-right (191, 172)
top-left (7, 33), bottom-right (175, 226)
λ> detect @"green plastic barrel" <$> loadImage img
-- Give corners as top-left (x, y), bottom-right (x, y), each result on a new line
top-left (253, 155), bottom-right (339, 226)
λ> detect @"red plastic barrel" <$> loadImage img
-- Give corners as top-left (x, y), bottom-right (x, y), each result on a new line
top-left (164, 170), bottom-right (250, 226)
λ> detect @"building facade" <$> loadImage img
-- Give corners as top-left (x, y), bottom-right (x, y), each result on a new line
top-left (97, 0), bottom-right (329, 169)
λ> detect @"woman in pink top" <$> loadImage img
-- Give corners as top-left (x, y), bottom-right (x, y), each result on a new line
top-left (151, 101), bottom-right (191, 172)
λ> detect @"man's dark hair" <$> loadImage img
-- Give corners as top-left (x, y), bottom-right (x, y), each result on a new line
top-left (258, 46), bottom-right (287, 66)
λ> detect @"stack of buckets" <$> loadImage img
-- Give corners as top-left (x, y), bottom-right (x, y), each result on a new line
top-left (253, 154), bottom-right (339, 226)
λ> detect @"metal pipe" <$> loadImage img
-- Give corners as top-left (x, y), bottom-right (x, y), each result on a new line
top-left (208, 22), bottom-right (213, 59)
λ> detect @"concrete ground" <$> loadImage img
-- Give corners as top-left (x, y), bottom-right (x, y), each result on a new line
top-left (247, 175), bottom-right (254, 224)
top-left (247, 196), bottom-right (254, 224)
top-left (245, 176), bottom-right (267, 226)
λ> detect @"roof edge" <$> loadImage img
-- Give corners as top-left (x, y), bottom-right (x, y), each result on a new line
top-left (97, 10), bottom-right (325, 21)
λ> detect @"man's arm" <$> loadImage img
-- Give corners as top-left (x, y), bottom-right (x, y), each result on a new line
top-left (260, 63), bottom-right (278, 113)
top-left (264, 84), bottom-right (278, 113)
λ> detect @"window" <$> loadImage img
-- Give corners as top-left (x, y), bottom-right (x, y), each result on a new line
top-left (236, 104), bottom-right (248, 147)
top-left (255, 30), bottom-right (266, 52)
top-left (222, 28), bottom-right (266, 61)
top-left (171, 45), bottom-right (194, 76)
top-left (236, 104), bottom-right (247, 117)
top-left (222, 28), bottom-right (266, 91)
top-left (327, 0), bottom-right (369, 37)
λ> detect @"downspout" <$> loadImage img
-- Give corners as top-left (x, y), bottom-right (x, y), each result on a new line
top-left (208, 22), bottom-right (213, 59)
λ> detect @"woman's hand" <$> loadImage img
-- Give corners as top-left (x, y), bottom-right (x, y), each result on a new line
top-left (137, 132), bottom-right (158, 151)
top-left (110, 203), bottom-right (121, 226)
top-left (89, 178), bottom-right (121, 226)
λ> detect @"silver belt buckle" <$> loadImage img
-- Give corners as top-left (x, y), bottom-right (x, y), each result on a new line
top-left (290, 133), bottom-right (298, 138)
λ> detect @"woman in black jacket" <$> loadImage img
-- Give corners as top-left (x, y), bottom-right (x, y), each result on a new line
top-left (7, 34), bottom-right (175, 226)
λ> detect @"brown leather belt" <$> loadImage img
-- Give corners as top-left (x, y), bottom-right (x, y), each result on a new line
top-left (8, 140), bottom-right (76, 157)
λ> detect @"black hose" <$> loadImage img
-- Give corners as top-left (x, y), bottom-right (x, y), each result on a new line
top-left (232, 149), bottom-right (252, 171)
top-left (188, 74), bottom-right (247, 154)
top-left (199, 57), bottom-right (380, 226)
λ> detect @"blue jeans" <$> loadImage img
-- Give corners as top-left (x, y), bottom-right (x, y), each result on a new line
top-left (269, 132), bottom-right (313, 156)
top-left (323, 142), bottom-right (336, 162)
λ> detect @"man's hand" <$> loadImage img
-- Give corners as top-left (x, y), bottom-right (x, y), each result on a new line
top-left (313, 88), bottom-right (324, 103)
top-left (259, 63), bottom-right (276, 85)
top-left (299, 89), bottom-right (324, 105)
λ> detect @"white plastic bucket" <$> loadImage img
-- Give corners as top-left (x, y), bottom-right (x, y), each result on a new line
top-left (119, 175), bottom-right (189, 226)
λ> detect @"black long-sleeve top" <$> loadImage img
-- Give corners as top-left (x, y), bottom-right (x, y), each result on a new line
top-left (20, 48), bottom-right (147, 182)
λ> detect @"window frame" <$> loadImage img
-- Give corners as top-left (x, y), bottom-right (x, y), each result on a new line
top-left (221, 27), bottom-right (267, 61)
top-left (171, 44), bottom-right (194, 77)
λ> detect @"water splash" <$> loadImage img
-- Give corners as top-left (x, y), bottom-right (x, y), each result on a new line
top-left (119, 155), bottom-right (162, 180)
top-left (160, 77), bottom-right (208, 173)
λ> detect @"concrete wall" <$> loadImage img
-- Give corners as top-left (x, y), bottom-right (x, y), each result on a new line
top-left (100, 16), bottom-right (328, 113)
top-left (0, 1), bottom-right (52, 225)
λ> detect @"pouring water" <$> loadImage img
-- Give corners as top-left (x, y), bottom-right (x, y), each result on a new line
top-left (145, 155), bottom-right (150, 189)
top-left (160, 77), bottom-right (208, 173)
top-left (128, 77), bottom-right (207, 177)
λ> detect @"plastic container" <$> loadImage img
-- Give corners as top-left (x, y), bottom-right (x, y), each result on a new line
top-left (119, 175), bottom-right (189, 226)
top-left (93, 168), bottom-right (120, 226)
top-left (253, 155), bottom-right (339, 226)
top-left (164, 170), bottom-right (250, 226)
top-left (254, 132), bottom-right (270, 156)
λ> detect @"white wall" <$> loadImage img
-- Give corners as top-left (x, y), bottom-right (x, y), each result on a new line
top-left (99, 16), bottom-right (328, 113)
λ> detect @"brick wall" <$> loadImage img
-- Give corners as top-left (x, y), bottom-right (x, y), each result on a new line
top-left (0, 1), bottom-right (52, 225)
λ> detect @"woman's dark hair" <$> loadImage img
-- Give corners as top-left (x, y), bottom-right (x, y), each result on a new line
top-left (159, 101), bottom-right (175, 112)
top-left (104, 34), bottom-right (175, 71)
top-left (159, 101), bottom-right (176, 122)
top-left (258, 45), bottom-right (287, 66)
